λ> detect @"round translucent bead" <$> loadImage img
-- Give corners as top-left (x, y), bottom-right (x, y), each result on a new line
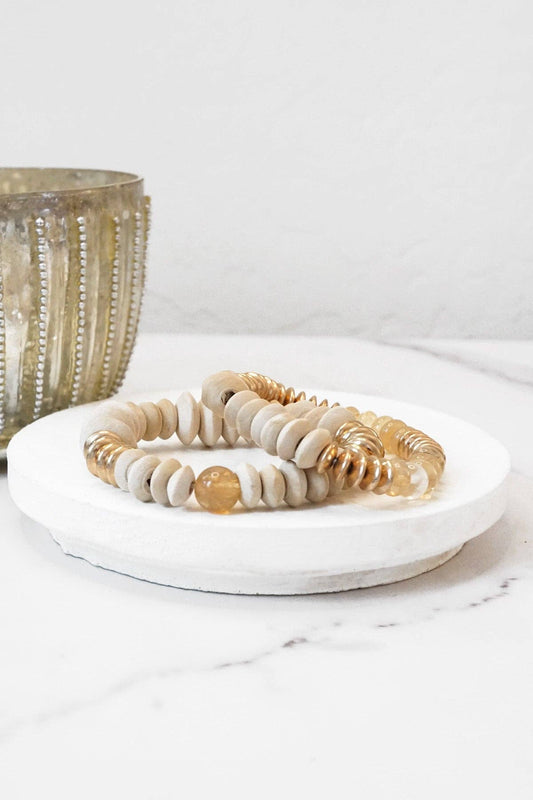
top-left (195, 466), bottom-right (241, 514)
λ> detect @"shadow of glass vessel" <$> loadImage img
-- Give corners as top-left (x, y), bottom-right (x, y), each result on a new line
top-left (0, 168), bottom-right (150, 454)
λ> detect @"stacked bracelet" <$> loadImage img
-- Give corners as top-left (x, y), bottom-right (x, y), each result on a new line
top-left (81, 370), bottom-right (446, 514)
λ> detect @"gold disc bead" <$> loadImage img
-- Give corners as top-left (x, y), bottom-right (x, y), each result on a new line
top-left (315, 443), bottom-right (338, 474)
top-left (373, 457), bottom-right (394, 495)
top-left (359, 454), bottom-right (383, 492)
top-left (83, 430), bottom-right (121, 460)
top-left (84, 432), bottom-right (122, 477)
top-left (195, 466), bottom-right (241, 514)
top-left (95, 442), bottom-right (121, 483)
top-left (344, 447), bottom-right (367, 489)
top-left (330, 450), bottom-right (353, 485)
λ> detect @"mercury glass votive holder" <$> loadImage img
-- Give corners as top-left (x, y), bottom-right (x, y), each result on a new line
top-left (0, 168), bottom-right (150, 455)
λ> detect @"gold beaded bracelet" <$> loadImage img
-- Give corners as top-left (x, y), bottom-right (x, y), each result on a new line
top-left (81, 370), bottom-right (445, 514)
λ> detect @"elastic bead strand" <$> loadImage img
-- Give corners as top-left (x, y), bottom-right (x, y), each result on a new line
top-left (81, 370), bottom-right (445, 512)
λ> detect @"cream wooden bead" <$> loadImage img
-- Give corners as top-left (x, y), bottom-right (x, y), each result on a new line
top-left (167, 465), bottom-right (195, 507)
top-left (201, 370), bottom-right (249, 416)
top-left (127, 454), bottom-right (161, 502)
top-left (222, 420), bottom-right (239, 446)
top-left (176, 392), bottom-right (200, 445)
top-left (249, 402), bottom-right (284, 445)
top-left (259, 464), bottom-right (286, 508)
top-left (126, 401), bottom-right (147, 440)
top-left (234, 463), bottom-right (262, 509)
top-left (223, 390), bottom-right (258, 429)
top-left (260, 412), bottom-right (293, 456)
top-left (284, 400), bottom-right (317, 418)
top-left (304, 405), bottom-right (330, 428)
top-left (305, 468), bottom-right (329, 502)
top-left (294, 428), bottom-right (333, 469)
top-left (157, 399), bottom-right (178, 440)
top-left (328, 470), bottom-right (343, 496)
top-left (318, 406), bottom-right (357, 436)
top-left (139, 402), bottom-right (163, 441)
top-left (90, 401), bottom-right (142, 441)
top-left (198, 402), bottom-right (223, 446)
top-left (80, 412), bottom-right (137, 448)
top-left (114, 448), bottom-right (147, 491)
top-left (150, 458), bottom-right (182, 505)
top-left (276, 417), bottom-right (314, 460)
top-left (235, 398), bottom-right (269, 440)
top-left (279, 461), bottom-right (307, 507)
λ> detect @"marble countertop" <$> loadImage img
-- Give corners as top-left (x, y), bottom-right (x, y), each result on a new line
top-left (2, 334), bottom-right (532, 799)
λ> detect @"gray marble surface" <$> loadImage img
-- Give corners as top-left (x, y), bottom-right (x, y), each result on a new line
top-left (1, 335), bottom-right (531, 799)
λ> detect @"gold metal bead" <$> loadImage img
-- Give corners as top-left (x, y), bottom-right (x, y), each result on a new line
top-left (84, 434), bottom-right (121, 477)
top-left (238, 372), bottom-right (333, 410)
top-left (359, 454), bottom-right (383, 492)
top-left (373, 458), bottom-right (394, 495)
top-left (95, 441), bottom-right (121, 483)
top-left (344, 448), bottom-right (367, 488)
top-left (316, 443), bottom-right (338, 474)
top-left (335, 421), bottom-right (384, 458)
top-left (103, 444), bottom-right (130, 487)
top-left (83, 430), bottom-right (121, 459)
top-left (331, 450), bottom-right (353, 485)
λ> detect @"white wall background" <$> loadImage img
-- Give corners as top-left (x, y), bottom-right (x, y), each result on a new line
top-left (1, 0), bottom-right (532, 338)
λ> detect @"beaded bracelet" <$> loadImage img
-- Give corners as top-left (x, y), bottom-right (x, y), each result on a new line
top-left (81, 371), bottom-right (446, 514)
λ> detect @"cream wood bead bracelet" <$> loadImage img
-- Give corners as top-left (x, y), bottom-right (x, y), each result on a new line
top-left (81, 370), bottom-right (446, 514)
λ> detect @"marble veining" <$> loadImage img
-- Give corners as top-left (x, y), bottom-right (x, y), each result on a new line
top-left (1, 335), bottom-right (531, 799)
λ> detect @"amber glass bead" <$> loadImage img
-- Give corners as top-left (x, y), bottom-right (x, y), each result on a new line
top-left (346, 406), bottom-right (359, 417)
top-left (386, 457), bottom-right (411, 496)
top-left (402, 463), bottom-right (430, 499)
top-left (195, 466), bottom-right (241, 514)
top-left (372, 415), bottom-right (393, 434)
top-left (380, 419), bottom-right (407, 453)
top-left (412, 456), bottom-right (440, 495)
top-left (358, 410), bottom-right (378, 428)
top-left (417, 445), bottom-right (446, 475)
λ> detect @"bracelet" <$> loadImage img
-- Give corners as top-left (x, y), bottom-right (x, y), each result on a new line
top-left (81, 370), bottom-right (445, 514)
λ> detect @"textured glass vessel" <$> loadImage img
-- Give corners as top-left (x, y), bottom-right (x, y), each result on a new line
top-left (0, 168), bottom-right (150, 454)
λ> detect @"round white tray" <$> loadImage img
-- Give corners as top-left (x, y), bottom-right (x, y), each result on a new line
top-left (7, 390), bottom-right (510, 595)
